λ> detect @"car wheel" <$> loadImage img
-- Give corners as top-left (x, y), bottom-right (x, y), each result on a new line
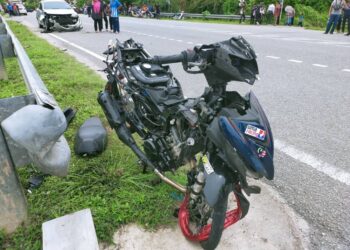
top-left (44, 18), bottom-right (50, 32)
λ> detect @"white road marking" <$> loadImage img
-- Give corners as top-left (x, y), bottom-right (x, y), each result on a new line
top-left (176, 40), bottom-right (183, 42)
top-left (266, 56), bottom-right (280, 59)
top-left (342, 69), bottom-right (350, 72)
top-left (312, 64), bottom-right (328, 68)
top-left (288, 59), bottom-right (303, 63)
top-left (187, 41), bottom-right (194, 45)
top-left (168, 38), bottom-right (175, 41)
top-left (275, 140), bottom-right (350, 186)
top-left (49, 34), bottom-right (105, 60)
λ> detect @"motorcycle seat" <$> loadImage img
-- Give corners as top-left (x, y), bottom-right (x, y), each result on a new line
top-left (130, 65), bottom-right (170, 86)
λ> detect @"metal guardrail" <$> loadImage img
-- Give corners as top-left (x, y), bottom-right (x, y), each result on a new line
top-left (2, 17), bottom-right (57, 108)
top-left (160, 12), bottom-right (251, 20)
top-left (0, 16), bottom-right (70, 233)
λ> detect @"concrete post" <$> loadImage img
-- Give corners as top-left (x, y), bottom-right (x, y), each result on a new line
top-left (0, 129), bottom-right (27, 233)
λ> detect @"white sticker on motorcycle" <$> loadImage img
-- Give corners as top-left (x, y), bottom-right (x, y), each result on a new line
top-left (202, 155), bottom-right (214, 175)
top-left (244, 125), bottom-right (266, 141)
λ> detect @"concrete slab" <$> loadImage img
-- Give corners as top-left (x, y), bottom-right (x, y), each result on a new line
top-left (42, 208), bottom-right (99, 250)
top-left (100, 180), bottom-right (310, 250)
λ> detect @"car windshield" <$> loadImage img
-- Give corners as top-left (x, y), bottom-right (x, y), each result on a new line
top-left (43, 1), bottom-right (71, 9)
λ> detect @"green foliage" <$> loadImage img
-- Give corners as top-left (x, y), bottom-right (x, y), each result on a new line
top-left (1, 21), bottom-right (186, 249)
top-left (0, 229), bottom-right (6, 249)
top-left (295, 4), bottom-right (328, 28)
top-left (23, 0), bottom-right (39, 10)
top-left (202, 10), bottom-right (211, 19)
top-left (222, 0), bottom-right (239, 14)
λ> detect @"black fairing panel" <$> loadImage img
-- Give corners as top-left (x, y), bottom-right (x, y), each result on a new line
top-left (203, 37), bottom-right (259, 85)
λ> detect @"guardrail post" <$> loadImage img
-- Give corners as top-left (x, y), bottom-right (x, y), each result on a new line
top-left (0, 95), bottom-right (36, 233)
top-left (0, 23), bottom-right (7, 35)
top-left (0, 49), bottom-right (6, 80)
top-left (0, 31), bottom-right (15, 80)
top-left (0, 34), bottom-right (15, 58)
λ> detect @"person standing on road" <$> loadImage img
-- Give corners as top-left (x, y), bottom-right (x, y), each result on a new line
top-left (324, 0), bottom-right (346, 34)
top-left (6, 2), bottom-right (13, 17)
top-left (239, 0), bottom-right (246, 24)
top-left (274, 1), bottom-right (281, 25)
top-left (154, 4), bottom-right (160, 19)
top-left (87, 3), bottom-right (92, 17)
top-left (105, 3), bottom-right (113, 32)
top-left (266, 3), bottom-right (275, 24)
top-left (337, 2), bottom-right (350, 34)
top-left (298, 13), bottom-right (304, 27)
top-left (344, 0), bottom-right (350, 35)
top-left (102, 1), bottom-right (109, 31)
top-left (91, 0), bottom-right (104, 32)
top-left (110, 0), bottom-right (121, 33)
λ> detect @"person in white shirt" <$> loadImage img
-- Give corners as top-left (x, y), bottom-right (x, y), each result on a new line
top-left (239, 0), bottom-right (246, 23)
top-left (266, 3), bottom-right (275, 24)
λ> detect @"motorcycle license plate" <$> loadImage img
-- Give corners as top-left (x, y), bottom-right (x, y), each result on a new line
top-left (244, 125), bottom-right (266, 141)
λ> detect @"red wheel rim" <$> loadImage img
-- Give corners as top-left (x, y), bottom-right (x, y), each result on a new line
top-left (178, 192), bottom-right (242, 242)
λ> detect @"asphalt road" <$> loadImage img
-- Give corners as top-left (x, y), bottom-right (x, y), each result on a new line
top-left (15, 13), bottom-right (350, 249)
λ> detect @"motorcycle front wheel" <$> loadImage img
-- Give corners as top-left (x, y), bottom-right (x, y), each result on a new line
top-left (178, 185), bottom-right (242, 250)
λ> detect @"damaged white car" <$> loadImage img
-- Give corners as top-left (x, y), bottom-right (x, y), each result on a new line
top-left (36, 0), bottom-right (82, 32)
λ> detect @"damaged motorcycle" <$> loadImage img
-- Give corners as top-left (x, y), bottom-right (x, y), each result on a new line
top-left (98, 37), bottom-right (274, 250)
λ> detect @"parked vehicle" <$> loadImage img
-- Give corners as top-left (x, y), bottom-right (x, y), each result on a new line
top-left (36, 0), bottom-right (82, 32)
top-left (98, 37), bottom-right (274, 249)
top-left (17, 3), bottom-right (27, 15)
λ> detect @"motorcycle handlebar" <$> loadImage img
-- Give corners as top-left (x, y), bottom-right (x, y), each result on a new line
top-left (150, 53), bottom-right (184, 65)
top-left (148, 50), bottom-right (197, 65)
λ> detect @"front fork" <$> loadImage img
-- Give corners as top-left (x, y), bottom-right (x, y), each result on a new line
top-left (187, 154), bottom-right (250, 218)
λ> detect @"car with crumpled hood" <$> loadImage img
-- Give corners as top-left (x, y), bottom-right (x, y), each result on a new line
top-left (36, 0), bottom-right (82, 32)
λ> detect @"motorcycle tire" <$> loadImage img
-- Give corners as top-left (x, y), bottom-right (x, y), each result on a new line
top-left (200, 188), bottom-right (229, 250)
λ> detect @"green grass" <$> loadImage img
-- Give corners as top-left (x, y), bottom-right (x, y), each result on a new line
top-left (0, 21), bottom-right (186, 249)
top-left (0, 57), bottom-right (27, 99)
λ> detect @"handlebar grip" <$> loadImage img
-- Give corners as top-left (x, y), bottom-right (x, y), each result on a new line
top-left (151, 53), bottom-right (185, 65)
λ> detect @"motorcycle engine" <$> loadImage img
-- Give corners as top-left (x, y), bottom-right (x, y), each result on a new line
top-left (166, 121), bottom-right (204, 167)
top-left (143, 122), bottom-right (203, 171)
